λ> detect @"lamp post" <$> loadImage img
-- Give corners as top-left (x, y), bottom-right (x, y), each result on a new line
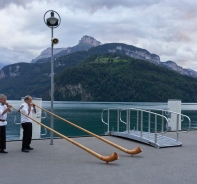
top-left (44, 10), bottom-right (61, 145)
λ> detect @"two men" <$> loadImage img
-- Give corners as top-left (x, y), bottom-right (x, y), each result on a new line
top-left (0, 94), bottom-right (36, 153)
top-left (0, 94), bottom-right (12, 153)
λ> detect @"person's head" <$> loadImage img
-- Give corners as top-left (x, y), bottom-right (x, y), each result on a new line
top-left (24, 95), bottom-right (32, 105)
top-left (0, 94), bottom-right (7, 105)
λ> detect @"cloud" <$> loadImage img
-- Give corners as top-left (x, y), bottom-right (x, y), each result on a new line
top-left (61, 0), bottom-right (157, 13)
top-left (0, 0), bottom-right (197, 71)
top-left (0, 0), bottom-right (35, 9)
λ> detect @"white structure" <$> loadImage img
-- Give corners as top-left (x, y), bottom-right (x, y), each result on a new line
top-left (20, 97), bottom-right (42, 139)
top-left (168, 99), bottom-right (181, 131)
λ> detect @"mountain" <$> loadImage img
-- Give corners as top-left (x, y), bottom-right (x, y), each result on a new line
top-left (54, 53), bottom-right (197, 102)
top-left (0, 63), bottom-right (5, 70)
top-left (186, 68), bottom-right (197, 76)
top-left (1, 44), bottom-right (197, 102)
top-left (31, 47), bottom-right (69, 63)
top-left (161, 61), bottom-right (197, 78)
top-left (0, 51), bottom-right (89, 99)
top-left (88, 43), bottom-right (160, 65)
top-left (87, 43), bottom-right (197, 78)
top-left (32, 35), bottom-right (102, 63)
top-left (32, 35), bottom-right (197, 79)
top-left (1, 36), bottom-right (197, 102)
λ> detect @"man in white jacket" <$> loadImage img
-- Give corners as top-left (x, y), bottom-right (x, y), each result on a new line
top-left (0, 94), bottom-right (12, 153)
top-left (19, 95), bottom-right (36, 153)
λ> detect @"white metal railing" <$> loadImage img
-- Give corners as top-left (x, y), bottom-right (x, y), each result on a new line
top-left (101, 107), bottom-right (191, 144)
top-left (101, 108), bottom-right (122, 133)
top-left (144, 108), bottom-right (191, 142)
top-left (101, 108), bottom-right (169, 143)
top-left (145, 108), bottom-right (191, 131)
top-left (120, 108), bottom-right (169, 143)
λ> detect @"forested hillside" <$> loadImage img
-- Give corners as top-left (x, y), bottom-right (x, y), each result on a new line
top-left (0, 51), bottom-right (88, 99)
top-left (54, 53), bottom-right (197, 102)
top-left (0, 43), bottom-right (197, 102)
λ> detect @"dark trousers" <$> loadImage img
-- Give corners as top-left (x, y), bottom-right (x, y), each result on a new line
top-left (22, 122), bottom-right (32, 149)
top-left (0, 126), bottom-right (6, 150)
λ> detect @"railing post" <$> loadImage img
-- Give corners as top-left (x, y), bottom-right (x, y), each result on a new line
top-left (176, 114), bottom-right (179, 142)
top-left (162, 111), bottom-right (164, 132)
top-left (117, 109), bottom-right (120, 132)
top-left (128, 109), bottom-right (130, 134)
top-left (107, 109), bottom-right (110, 133)
top-left (155, 114), bottom-right (157, 143)
top-left (137, 110), bottom-right (139, 131)
top-left (126, 109), bottom-right (129, 134)
top-left (140, 111), bottom-right (143, 137)
top-left (148, 112), bottom-right (150, 132)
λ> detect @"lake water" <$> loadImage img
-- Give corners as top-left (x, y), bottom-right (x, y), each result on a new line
top-left (5, 101), bottom-right (197, 140)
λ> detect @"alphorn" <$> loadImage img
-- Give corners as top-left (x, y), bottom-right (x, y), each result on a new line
top-left (12, 106), bottom-right (119, 163)
top-left (35, 104), bottom-right (142, 156)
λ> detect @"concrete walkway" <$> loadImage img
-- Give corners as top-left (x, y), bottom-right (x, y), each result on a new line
top-left (0, 131), bottom-right (197, 184)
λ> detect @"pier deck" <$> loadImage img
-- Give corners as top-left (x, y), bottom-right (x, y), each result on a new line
top-left (1, 131), bottom-right (197, 184)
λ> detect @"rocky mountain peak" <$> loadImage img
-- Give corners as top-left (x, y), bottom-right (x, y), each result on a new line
top-left (31, 47), bottom-right (68, 63)
top-left (161, 60), bottom-right (197, 77)
top-left (79, 35), bottom-right (102, 46)
top-left (162, 60), bottom-right (183, 73)
top-left (28, 35), bottom-right (197, 78)
top-left (31, 35), bottom-right (102, 63)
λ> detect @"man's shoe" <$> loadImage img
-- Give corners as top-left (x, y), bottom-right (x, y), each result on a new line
top-left (27, 147), bottom-right (34, 150)
top-left (0, 150), bottom-right (8, 153)
top-left (21, 149), bottom-right (29, 153)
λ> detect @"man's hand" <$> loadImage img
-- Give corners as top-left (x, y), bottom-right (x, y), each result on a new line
top-left (6, 104), bottom-right (12, 109)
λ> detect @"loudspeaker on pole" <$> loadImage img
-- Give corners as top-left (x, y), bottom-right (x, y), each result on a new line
top-left (52, 38), bottom-right (59, 44)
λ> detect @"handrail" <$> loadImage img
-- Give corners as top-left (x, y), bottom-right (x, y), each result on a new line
top-left (101, 108), bottom-right (123, 125)
top-left (145, 108), bottom-right (191, 132)
top-left (12, 106), bottom-right (118, 163)
top-left (101, 107), bottom-right (190, 147)
top-left (42, 111), bottom-right (47, 119)
top-left (101, 108), bottom-right (123, 133)
top-left (101, 109), bottom-right (108, 125)
top-left (102, 108), bottom-right (169, 134)
top-left (120, 108), bottom-right (169, 133)
top-left (35, 104), bottom-right (142, 156)
top-left (40, 127), bottom-right (47, 136)
top-left (13, 115), bottom-right (21, 125)
top-left (119, 110), bottom-right (127, 125)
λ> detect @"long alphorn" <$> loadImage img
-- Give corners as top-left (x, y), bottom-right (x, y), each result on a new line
top-left (35, 104), bottom-right (142, 156)
top-left (12, 106), bottom-right (119, 163)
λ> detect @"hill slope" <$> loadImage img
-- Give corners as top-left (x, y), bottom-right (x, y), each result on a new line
top-left (54, 53), bottom-right (197, 102)
top-left (0, 44), bottom-right (197, 102)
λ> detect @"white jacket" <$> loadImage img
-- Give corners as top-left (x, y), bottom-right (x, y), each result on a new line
top-left (0, 103), bottom-right (8, 126)
top-left (19, 102), bottom-right (36, 123)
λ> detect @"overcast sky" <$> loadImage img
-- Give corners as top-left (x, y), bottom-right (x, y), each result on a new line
top-left (1, 0), bottom-right (197, 70)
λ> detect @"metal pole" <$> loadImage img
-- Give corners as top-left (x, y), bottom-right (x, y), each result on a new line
top-left (107, 109), bottom-right (109, 133)
top-left (50, 27), bottom-right (54, 145)
top-left (176, 114), bottom-right (179, 142)
top-left (148, 112), bottom-right (150, 132)
top-left (140, 111), bottom-right (143, 137)
top-left (117, 109), bottom-right (119, 132)
top-left (155, 114), bottom-right (157, 143)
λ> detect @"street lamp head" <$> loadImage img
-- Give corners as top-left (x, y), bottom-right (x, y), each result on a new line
top-left (44, 10), bottom-right (61, 28)
top-left (47, 11), bottom-right (59, 27)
